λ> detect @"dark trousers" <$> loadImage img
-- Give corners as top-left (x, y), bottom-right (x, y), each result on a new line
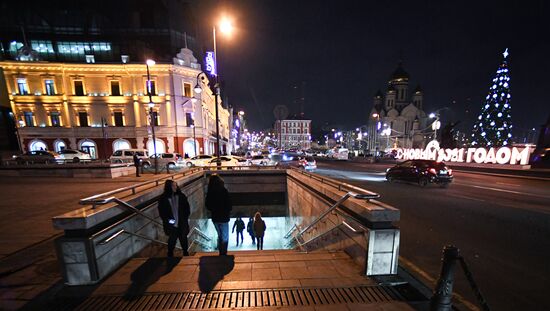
top-left (235, 230), bottom-right (244, 246)
top-left (249, 233), bottom-right (256, 244)
top-left (167, 228), bottom-right (189, 257)
top-left (135, 165), bottom-right (140, 177)
top-left (256, 236), bottom-right (264, 250)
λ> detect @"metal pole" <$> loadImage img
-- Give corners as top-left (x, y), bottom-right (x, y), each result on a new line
top-left (146, 63), bottom-right (158, 174)
top-left (212, 26), bottom-right (222, 166)
top-left (430, 245), bottom-right (460, 311)
top-left (101, 117), bottom-right (107, 162)
top-left (192, 125), bottom-right (197, 157)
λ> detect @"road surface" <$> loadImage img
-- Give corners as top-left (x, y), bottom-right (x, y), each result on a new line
top-left (315, 160), bottom-right (550, 311)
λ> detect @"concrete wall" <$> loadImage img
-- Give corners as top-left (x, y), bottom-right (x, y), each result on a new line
top-left (286, 169), bottom-right (400, 275)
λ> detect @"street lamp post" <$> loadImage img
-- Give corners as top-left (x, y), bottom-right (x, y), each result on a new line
top-left (430, 112), bottom-right (441, 142)
top-left (372, 113), bottom-right (381, 156)
top-left (146, 59), bottom-right (158, 174)
top-left (190, 124), bottom-right (197, 157)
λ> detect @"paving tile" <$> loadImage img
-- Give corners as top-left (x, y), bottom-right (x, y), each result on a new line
top-left (146, 281), bottom-right (200, 292)
top-left (251, 267), bottom-right (282, 280)
top-left (306, 266), bottom-right (340, 278)
top-left (279, 261), bottom-right (307, 268)
top-left (252, 262), bottom-right (280, 269)
top-left (234, 255), bottom-right (276, 263)
top-left (280, 267), bottom-right (315, 279)
top-left (223, 268), bottom-right (252, 281)
top-left (299, 278), bottom-right (334, 288)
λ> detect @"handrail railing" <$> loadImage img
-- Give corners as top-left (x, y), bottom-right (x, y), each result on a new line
top-left (187, 226), bottom-right (212, 241)
top-left (284, 223), bottom-right (299, 239)
top-left (81, 196), bottom-right (164, 226)
top-left (290, 167), bottom-right (380, 199)
top-left (79, 167), bottom-right (204, 208)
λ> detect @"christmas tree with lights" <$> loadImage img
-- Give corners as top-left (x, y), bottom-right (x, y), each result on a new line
top-left (471, 49), bottom-right (513, 147)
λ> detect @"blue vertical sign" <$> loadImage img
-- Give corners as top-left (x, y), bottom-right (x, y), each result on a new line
top-left (205, 51), bottom-right (217, 76)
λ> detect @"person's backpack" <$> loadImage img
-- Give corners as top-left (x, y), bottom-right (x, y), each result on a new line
top-left (236, 219), bottom-right (245, 231)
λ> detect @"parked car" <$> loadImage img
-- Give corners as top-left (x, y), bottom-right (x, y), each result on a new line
top-left (299, 156), bottom-right (317, 171)
top-left (386, 160), bottom-right (453, 187)
top-left (207, 156), bottom-right (249, 167)
top-left (149, 153), bottom-right (184, 169)
top-left (184, 154), bottom-right (214, 167)
top-left (14, 150), bottom-right (58, 164)
top-left (56, 149), bottom-right (92, 163)
top-left (248, 155), bottom-right (275, 166)
top-left (109, 149), bottom-right (151, 167)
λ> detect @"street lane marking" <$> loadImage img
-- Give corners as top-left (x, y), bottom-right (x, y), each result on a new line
top-left (455, 183), bottom-right (550, 199)
top-left (496, 182), bottom-right (520, 187)
top-left (448, 194), bottom-right (486, 202)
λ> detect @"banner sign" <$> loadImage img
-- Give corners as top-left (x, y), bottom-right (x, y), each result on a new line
top-left (395, 141), bottom-right (533, 165)
top-left (205, 51), bottom-right (217, 76)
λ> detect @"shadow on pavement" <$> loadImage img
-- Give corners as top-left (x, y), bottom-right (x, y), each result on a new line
top-left (198, 255), bottom-right (235, 293)
top-left (124, 257), bottom-right (181, 300)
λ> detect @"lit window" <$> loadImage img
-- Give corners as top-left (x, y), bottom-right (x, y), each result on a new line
top-left (146, 80), bottom-right (156, 95)
top-left (78, 111), bottom-right (89, 126)
top-left (110, 80), bottom-right (121, 96)
top-left (74, 80), bottom-right (85, 96)
top-left (44, 79), bottom-right (55, 95)
top-left (50, 112), bottom-right (61, 127)
top-left (17, 78), bottom-right (29, 95)
top-left (183, 82), bottom-right (192, 97)
top-left (85, 55), bottom-right (95, 63)
top-left (114, 111), bottom-right (124, 126)
top-left (24, 111), bottom-right (34, 126)
top-left (151, 111), bottom-right (159, 126)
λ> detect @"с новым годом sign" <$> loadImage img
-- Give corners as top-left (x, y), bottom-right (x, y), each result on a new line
top-left (395, 141), bottom-right (533, 165)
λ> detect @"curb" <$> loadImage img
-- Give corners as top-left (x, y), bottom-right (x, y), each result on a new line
top-left (454, 169), bottom-right (550, 181)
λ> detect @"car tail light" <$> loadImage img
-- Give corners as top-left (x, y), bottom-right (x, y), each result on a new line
top-left (429, 168), bottom-right (437, 175)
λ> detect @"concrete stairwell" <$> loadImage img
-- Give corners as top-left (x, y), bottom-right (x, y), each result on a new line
top-left (69, 249), bottom-right (418, 310)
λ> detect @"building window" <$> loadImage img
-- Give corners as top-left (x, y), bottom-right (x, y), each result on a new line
top-left (146, 80), bottom-right (156, 96)
top-left (113, 139), bottom-right (131, 151)
top-left (85, 55), bottom-right (95, 63)
top-left (114, 111), bottom-right (124, 126)
top-left (44, 80), bottom-right (56, 95)
top-left (54, 140), bottom-right (66, 152)
top-left (183, 82), bottom-right (192, 97)
top-left (185, 112), bottom-right (194, 127)
top-left (150, 111), bottom-right (159, 126)
top-left (17, 78), bottom-right (29, 95)
top-left (110, 80), bottom-right (121, 96)
top-left (24, 111), bottom-right (34, 126)
top-left (50, 112), bottom-right (61, 127)
top-left (78, 111), bottom-right (89, 126)
top-left (74, 80), bottom-right (85, 96)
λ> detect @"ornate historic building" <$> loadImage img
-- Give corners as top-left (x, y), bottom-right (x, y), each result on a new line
top-left (367, 63), bottom-right (429, 153)
top-left (0, 47), bottom-right (231, 158)
top-left (275, 116), bottom-right (312, 150)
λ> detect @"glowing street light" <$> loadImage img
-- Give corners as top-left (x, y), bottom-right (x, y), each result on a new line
top-left (219, 17), bottom-right (234, 36)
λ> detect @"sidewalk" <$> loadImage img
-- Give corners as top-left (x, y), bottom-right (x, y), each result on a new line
top-left (0, 174), bottom-right (172, 310)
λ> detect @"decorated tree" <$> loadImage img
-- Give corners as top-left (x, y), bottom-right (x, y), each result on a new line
top-left (471, 49), bottom-right (513, 147)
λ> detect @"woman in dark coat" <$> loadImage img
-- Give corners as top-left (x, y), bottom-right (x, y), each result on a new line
top-left (205, 174), bottom-right (232, 255)
top-left (158, 180), bottom-right (191, 257)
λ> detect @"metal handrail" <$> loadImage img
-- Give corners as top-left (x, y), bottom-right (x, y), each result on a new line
top-left (81, 196), bottom-right (164, 227)
top-left (187, 226), bottom-right (212, 241)
top-left (297, 191), bottom-right (377, 237)
top-left (284, 223), bottom-right (299, 239)
top-left (79, 167), bottom-right (203, 208)
top-left (188, 239), bottom-right (212, 253)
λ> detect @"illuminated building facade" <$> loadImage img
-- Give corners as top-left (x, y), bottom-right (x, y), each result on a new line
top-left (0, 48), bottom-right (231, 158)
top-left (275, 117), bottom-right (312, 150)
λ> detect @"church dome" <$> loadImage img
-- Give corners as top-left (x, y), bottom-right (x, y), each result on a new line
top-left (389, 62), bottom-right (409, 82)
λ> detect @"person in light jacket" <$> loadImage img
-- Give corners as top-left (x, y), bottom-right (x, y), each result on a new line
top-left (205, 174), bottom-right (232, 255)
top-left (158, 180), bottom-right (190, 257)
top-left (253, 212), bottom-right (266, 250)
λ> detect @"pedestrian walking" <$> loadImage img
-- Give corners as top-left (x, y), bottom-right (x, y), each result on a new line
top-left (253, 212), bottom-right (266, 250)
top-left (158, 180), bottom-right (190, 257)
top-left (133, 153), bottom-right (141, 177)
top-left (205, 174), bottom-right (232, 255)
top-left (232, 216), bottom-right (245, 246)
top-left (246, 217), bottom-right (255, 244)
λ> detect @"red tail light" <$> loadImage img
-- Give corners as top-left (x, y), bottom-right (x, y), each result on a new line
top-left (429, 168), bottom-right (437, 175)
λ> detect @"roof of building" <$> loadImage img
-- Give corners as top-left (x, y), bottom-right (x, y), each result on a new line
top-left (389, 62), bottom-right (409, 81)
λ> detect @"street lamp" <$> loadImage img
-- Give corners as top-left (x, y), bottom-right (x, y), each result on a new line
top-left (372, 113), bottom-right (381, 156)
top-left (430, 113), bottom-right (441, 141)
top-left (145, 58), bottom-right (158, 174)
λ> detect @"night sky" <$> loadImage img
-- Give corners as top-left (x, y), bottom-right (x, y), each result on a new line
top-left (195, 0), bottom-right (549, 137)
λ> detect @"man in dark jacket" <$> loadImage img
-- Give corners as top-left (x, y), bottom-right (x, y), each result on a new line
top-left (205, 174), bottom-right (232, 255)
top-left (232, 217), bottom-right (245, 246)
top-left (133, 153), bottom-right (141, 177)
top-left (158, 180), bottom-right (191, 257)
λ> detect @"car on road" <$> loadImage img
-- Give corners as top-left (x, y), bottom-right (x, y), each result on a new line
top-left (184, 154), bottom-right (214, 167)
top-left (207, 156), bottom-right (249, 167)
top-left (149, 153), bottom-right (184, 169)
top-left (14, 150), bottom-right (58, 164)
top-left (248, 155), bottom-right (277, 166)
top-left (386, 160), bottom-right (453, 187)
top-left (56, 149), bottom-right (92, 163)
top-left (299, 156), bottom-right (317, 171)
top-left (109, 149), bottom-right (151, 167)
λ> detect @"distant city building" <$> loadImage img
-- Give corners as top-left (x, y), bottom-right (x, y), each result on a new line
top-left (0, 0), bottom-right (199, 64)
top-left (0, 48), bottom-right (231, 158)
top-left (367, 62), bottom-right (429, 153)
top-left (275, 116), bottom-right (312, 150)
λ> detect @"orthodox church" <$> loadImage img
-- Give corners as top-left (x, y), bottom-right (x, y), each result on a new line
top-left (367, 62), bottom-right (429, 152)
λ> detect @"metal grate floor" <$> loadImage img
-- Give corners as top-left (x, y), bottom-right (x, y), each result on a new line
top-left (74, 286), bottom-right (404, 310)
